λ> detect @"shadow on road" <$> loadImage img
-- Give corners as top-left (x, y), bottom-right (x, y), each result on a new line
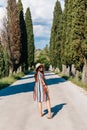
top-left (44, 103), bottom-right (67, 118)
top-left (46, 77), bottom-right (66, 86)
top-left (0, 81), bottom-right (35, 96)
top-left (0, 72), bottom-right (66, 97)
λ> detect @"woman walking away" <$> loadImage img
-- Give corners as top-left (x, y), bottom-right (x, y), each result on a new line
top-left (33, 63), bottom-right (52, 119)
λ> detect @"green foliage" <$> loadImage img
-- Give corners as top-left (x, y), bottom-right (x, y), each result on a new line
top-left (35, 45), bottom-right (50, 70)
top-left (25, 7), bottom-right (35, 68)
top-left (0, 42), bottom-right (5, 78)
top-left (50, 0), bottom-right (62, 70)
top-left (82, 1), bottom-right (87, 60)
top-left (64, 0), bottom-right (73, 65)
top-left (70, 0), bottom-right (86, 71)
top-left (17, 0), bottom-right (23, 12)
top-left (3, 47), bottom-right (9, 76)
top-left (58, 72), bottom-right (87, 89)
top-left (0, 72), bottom-right (24, 90)
top-left (17, 0), bottom-right (28, 71)
top-left (50, 0), bottom-right (87, 82)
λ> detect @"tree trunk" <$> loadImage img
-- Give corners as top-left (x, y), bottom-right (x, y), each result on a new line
top-left (9, 66), bottom-right (13, 75)
top-left (82, 61), bottom-right (87, 84)
top-left (71, 64), bottom-right (76, 76)
top-left (62, 64), bottom-right (70, 76)
top-left (17, 66), bottom-right (22, 73)
top-left (75, 70), bottom-right (79, 80)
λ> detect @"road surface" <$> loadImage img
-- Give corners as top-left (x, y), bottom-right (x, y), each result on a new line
top-left (0, 71), bottom-right (87, 130)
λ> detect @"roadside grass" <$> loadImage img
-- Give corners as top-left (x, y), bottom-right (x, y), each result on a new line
top-left (0, 72), bottom-right (25, 90)
top-left (56, 72), bottom-right (87, 91)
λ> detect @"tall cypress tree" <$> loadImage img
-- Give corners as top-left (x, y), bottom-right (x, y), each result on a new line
top-left (17, 0), bottom-right (28, 71)
top-left (3, 46), bottom-right (9, 76)
top-left (1, 17), bottom-right (9, 76)
top-left (7, 0), bottom-right (21, 73)
top-left (50, 0), bottom-right (62, 69)
top-left (25, 7), bottom-right (35, 68)
top-left (82, 1), bottom-right (87, 61)
top-left (0, 40), bottom-right (4, 78)
top-left (65, 0), bottom-right (73, 66)
top-left (61, 0), bottom-right (68, 65)
top-left (71, 0), bottom-right (85, 71)
top-left (55, 1), bottom-right (62, 70)
top-left (61, 0), bottom-right (73, 66)
top-left (82, 1), bottom-right (87, 83)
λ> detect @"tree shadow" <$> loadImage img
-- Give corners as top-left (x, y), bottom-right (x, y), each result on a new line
top-left (46, 77), bottom-right (66, 86)
top-left (0, 72), bottom-right (66, 97)
top-left (44, 103), bottom-right (67, 118)
top-left (0, 81), bottom-right (35, 97)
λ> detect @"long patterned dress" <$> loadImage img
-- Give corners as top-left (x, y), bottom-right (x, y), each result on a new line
top-left (35, 72), bottom-right (49, 102)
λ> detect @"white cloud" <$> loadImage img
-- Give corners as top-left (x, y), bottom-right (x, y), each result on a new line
top-left (0, 0), bottom-right (7, 7)
top-left (0, 0), bottom-right (7, 28)
top-left (22, 0), bottom-right (64, 20)
top-left (0, 8), bottom-right (6, 20)
top-left (0, 7), bottom-right (6, 29)
top-left (33, 25), bottom-right (50, 37)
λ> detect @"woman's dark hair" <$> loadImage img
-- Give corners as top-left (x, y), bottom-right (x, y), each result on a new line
top-left (34, 65), bottom-right (44, 82)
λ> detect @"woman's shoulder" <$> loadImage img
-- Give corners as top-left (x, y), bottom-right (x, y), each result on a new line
top-left (38, 72), bottom-right (44, 77)
top-left (38, 71), bottom-right (41, 75)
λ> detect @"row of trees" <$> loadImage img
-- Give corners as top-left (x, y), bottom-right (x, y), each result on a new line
top-left (50, 0), bottom-right (87, 84)
top-left (0, 0), bottom-right (35, 78)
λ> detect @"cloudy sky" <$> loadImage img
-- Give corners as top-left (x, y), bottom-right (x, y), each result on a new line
top-left (0, 0), bottom-right (64, 49)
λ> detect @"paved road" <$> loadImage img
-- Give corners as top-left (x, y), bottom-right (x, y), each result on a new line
top-left (0, 72), bottom-right (87, 130)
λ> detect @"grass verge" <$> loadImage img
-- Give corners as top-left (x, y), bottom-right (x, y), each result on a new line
top-left (0, 72), bottom-right (25, 90)
top-left (57, 72), bottom-right (87, 91)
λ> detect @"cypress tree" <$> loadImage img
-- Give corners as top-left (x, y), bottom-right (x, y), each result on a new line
top-left (0, 40), bottom-right (4, 78)
top-left (3, 47), bottom-right (9, 76)
top-left (50, 27), bottom-right (54, 66)
top-left (50, 0), bottom-right (62, 69)
top-left (82, 1), bottom-right (87, 61)
top-left (82, 1), bottom-right (87, 83)
top-left (61, 0), bottom-right (73, 65)
top-left (61, 0), bottom-right (74, 75)
top-left (61, 1), bottom-right (67, 66)
top-left (65, 0), bottom-right (73, 66)
top-left (55, 1), bottom-right (62, 70)
top-left (17, 0), bottom-right (28, 71)
top-left (25, 7), bottom-right (35, 68)
top-left (1, 17), bottom-right (9, 76)
top-left (71, 0), bottom-right (85, 71)
top-left (17, 0), bottom-right (23, 11)
top-left (7, 0), bottom-right (21, 73)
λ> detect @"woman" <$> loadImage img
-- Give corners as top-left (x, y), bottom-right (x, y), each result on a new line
top-left (33, 63), bottom-right (52, 119)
